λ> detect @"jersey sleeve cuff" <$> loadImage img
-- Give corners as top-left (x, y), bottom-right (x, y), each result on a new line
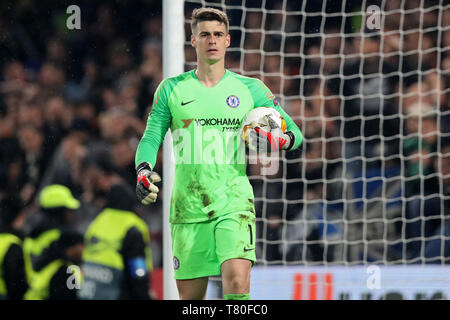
top-left (136, 162), bottom-right (153, 174)
top-left (285, 131), bottom-right (295, 151)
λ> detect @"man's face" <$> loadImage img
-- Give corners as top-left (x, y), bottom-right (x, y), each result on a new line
top-left (191, 20), bottom-right (230, 65)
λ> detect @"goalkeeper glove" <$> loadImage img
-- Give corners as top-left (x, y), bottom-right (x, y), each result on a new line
top-left (248, 115), bottom-right (295, 152)
top-left (136, 162), bottom-right (161, 205)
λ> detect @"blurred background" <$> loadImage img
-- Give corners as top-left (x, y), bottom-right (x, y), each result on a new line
top-left (0, 1), bottom-right (164, 243)
top-left (0, 0), bottom-right (165, 299)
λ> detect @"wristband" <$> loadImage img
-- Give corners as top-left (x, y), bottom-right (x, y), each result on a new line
top-left (284, 131), bottom-right (295, 150)
top-left (136, 162), bottom-right (152, 174)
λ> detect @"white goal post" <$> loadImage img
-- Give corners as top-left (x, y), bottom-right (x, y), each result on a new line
top-left (162, 0), bottom-right (184, 300)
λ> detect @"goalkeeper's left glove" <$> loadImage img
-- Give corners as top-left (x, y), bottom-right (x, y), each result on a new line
top-left (248, 115), bottom-right (295, 153)
top-left (136, 162), bottom-right (161, 205)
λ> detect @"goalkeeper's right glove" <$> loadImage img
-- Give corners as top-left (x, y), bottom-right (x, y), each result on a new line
top-left (136, 162), bottom-right (161, 205)
top-left (248, 115), bottom-right (295, 153)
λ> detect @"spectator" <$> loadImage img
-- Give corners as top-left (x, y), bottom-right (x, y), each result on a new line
top-left (42, 96), bottom-right (69, 155)
top-left (137, 40), bottom-right (163, 118)
top-left (37, 62), bottom-right (66, 100)
top-left (23, 185), bottom-right (84, 300)
top-left (78, 149), bottom-right (153, 300)
top-left (423, 141), bottom-right (450, 263)
top-left (0, 3), bottom-right (164, 275)
top-left (403, 102), bottom-right (439, 197)
top-left (16, 124), bottom-right (51, 205)
top-left (112, 138), bottom-right (138, 187)
top-left (0, 114), bottom-right (22, 195)
top-left (403, 101), bottom-right (444, 260)
top-left (327, 29), bottom-right (400, 177)
top-left (102, 39), bottom-right (134, 87)
top-left (0, 195), bottom-right (28, 299)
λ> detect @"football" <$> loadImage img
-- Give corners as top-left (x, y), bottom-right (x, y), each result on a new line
top-left (240, 107), bottom-right (287, 147)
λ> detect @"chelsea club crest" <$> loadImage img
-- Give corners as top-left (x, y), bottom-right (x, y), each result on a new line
top-left (226, 95), bottom-right (240, 108)
top-left (173, 256), bottom-right (180, 270)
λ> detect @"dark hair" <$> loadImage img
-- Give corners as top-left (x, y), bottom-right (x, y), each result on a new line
top-left (191, 7), bottom-right (229, 34)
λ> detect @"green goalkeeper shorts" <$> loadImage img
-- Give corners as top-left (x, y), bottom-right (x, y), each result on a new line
top-left (171, 211), bottom-right (256, 280)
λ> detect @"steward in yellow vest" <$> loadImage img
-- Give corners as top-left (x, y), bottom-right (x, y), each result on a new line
top-left (77, 149), bottom-right (153, 299)
top-left (0, 196), bottom-right (28, 299)
top-left (78, 204), bottom-right (153, 300)
top-left (23, 185), bottom-right (84, 300)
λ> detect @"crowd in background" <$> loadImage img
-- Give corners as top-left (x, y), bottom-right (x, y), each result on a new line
top-left (238, 0), bottom-right (450, 264)
top-left (0, 0), bottom-right (449, 270)
top-left (0, 1), bottom-right (165, 266)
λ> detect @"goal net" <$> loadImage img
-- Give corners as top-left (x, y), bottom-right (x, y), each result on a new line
top-left (180, 0), bottom-right (450, 299)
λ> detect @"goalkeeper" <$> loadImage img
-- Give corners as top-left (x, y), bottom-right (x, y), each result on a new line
top-left (135, 7), bottom-right (303, 300)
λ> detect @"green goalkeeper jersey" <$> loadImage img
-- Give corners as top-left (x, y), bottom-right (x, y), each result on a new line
top-left (135, 69), bottom-right (303, 223)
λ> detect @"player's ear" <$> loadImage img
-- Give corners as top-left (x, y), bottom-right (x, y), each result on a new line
top-left (191, 34), bottom-right (196, 48)
top-left (226, 34), bottom-right (230, 48)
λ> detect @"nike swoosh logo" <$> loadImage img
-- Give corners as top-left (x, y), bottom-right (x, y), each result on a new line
top-left (181, 99), bottom-right (195, 106)
top-left (244, 248), bottom-right (254, 252)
